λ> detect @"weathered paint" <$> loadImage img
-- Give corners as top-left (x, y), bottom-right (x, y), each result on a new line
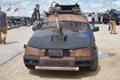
top-left (25, 46), bottom-right (44, 56)
top-left (70, 48), bottom-right (92, 57)
top-left (43, 14), bottom-right (87, 23)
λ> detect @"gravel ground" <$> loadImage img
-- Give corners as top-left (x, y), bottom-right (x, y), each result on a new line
top-left (0, 24), bottom-right (120, 80)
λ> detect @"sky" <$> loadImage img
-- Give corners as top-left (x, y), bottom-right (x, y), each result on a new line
top-left (0, 0), bottom-right (120, 17)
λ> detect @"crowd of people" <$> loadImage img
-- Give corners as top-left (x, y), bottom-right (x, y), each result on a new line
top-left (90, 10), bottom-right (117, 34)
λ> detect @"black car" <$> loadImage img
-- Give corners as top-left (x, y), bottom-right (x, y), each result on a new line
top-left (102, 13), bottom-right (109, 24)
top-left (114, 11), bottom-right (120, 25)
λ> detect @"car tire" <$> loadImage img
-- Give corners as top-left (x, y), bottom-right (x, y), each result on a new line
top-left (89, 57), bottom-right (98, 71)
top-left (116, 23), bottom-right (119, 25)
top-left (25, 64), bottom-right (35, 69)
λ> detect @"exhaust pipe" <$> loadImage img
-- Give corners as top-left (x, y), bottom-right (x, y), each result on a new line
top-left (35, 66), bottom-right (79, 71)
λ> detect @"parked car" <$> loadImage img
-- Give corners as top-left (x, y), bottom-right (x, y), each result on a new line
top-left (23, 3), bottom-right (99, 71)
top-left (114, 11), bottom-right (120, 25)
top-left (7, 16), bottom-right (21, 29)
top-left (102, 13), bottom-right (109, 24)
top-left (102, 10), bottom-right (120, 25)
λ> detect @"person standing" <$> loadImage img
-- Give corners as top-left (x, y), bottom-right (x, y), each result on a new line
top-left (108, 10), bottom-right (117, 34)
top-left (91, 12), bottom-right (96, 27)
top-left (32, 4), bottom-right (40, 27)
top-left (98, 13), bottom-right (101, 24)
top-left (0, 7), bottom-right (8, 44)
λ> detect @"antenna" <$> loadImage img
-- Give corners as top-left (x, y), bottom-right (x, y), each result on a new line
top-left (51, 1), bottom-right (63, 35)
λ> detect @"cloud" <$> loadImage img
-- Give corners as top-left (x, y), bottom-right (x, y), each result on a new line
top-left (112, 1), bottom-right (120, 6)
top-left (0, 0), bottom-right (120, 16)
top-left (1, 0), bottom-right (21, 5)
top-left (91, 3), bottom-right (104, 8)
top-left (20, 1), bottom-right (31, 7)
top-left (82, 3), bottom-right (104, 12)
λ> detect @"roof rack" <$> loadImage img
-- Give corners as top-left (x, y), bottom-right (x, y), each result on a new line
top-left (44, 2), bottom-right (82, 17)
top-left (56, 4), bottom-right (81, 14)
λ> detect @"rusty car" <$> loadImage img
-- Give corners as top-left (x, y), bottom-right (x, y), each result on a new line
top-left (23, 2), bottom-right (99, 71)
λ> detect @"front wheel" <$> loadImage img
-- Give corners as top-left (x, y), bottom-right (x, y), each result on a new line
top-left (89, 57), bottom-right (98, 71)
top-left (25, 64), bottom-right (35, 69)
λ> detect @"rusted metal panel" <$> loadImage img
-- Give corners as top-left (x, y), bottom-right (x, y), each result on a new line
top-left (63, 49), bottom-right (70, 57)
top-left (43, 14), bottom-right (87, 23)
top-left (39, 57), bottom-right (75, 67)
top-left (70, 48), bottom-right (92, 57)
top-left (39, 26), bottom-right (90, 31)
top-left (25, 46), bottom-right (45, 56)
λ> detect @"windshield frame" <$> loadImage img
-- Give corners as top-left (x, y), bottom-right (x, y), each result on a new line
top-left (38, 21), bottom-right (91, 30)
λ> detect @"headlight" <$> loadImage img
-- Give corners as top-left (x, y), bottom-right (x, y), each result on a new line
top-left (70, 47), bottom-right (92, 57)
top-left (25, 46), bottom-right (45, 56)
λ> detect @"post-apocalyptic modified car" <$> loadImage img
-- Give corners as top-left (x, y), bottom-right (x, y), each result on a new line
top-left (23, 2), bottom-right (99, 71)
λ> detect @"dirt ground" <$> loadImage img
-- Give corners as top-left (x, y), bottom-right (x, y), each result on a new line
top-left (0, 24), bottom-right (120, 80)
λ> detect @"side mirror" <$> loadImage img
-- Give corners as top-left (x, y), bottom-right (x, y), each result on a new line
top-left (92, 27), bottom-right (99, 32)
top-left (32, 27), bottom-right (38, 31)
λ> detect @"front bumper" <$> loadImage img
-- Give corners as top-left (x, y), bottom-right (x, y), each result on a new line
top-left (24, 54), bottom-right (97, 68)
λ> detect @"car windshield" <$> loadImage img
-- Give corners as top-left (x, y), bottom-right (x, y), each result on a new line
top-left (116, 13), bottom-right (120, 18)
top-left (39, 21), bottom-right (90, 29)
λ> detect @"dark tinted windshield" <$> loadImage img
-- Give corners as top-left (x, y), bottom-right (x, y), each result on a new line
top-left (116, 13), bottom-right (120, 18)
top-left (114, 11), bottom-right (120, 18)
top-left (39, 21), bottom-right (90, 28)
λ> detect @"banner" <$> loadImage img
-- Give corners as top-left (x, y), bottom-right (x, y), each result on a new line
top-left (14, 8), bottom-right (18, 12)
top-left (6, 7), bottom-right (11, 11)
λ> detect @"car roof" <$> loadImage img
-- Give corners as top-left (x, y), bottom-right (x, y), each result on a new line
top-left (43, 14), bottom-right (88, 23)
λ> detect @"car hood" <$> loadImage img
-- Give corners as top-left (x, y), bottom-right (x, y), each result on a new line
top-left (27, 29), bottom-right (93, 49)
